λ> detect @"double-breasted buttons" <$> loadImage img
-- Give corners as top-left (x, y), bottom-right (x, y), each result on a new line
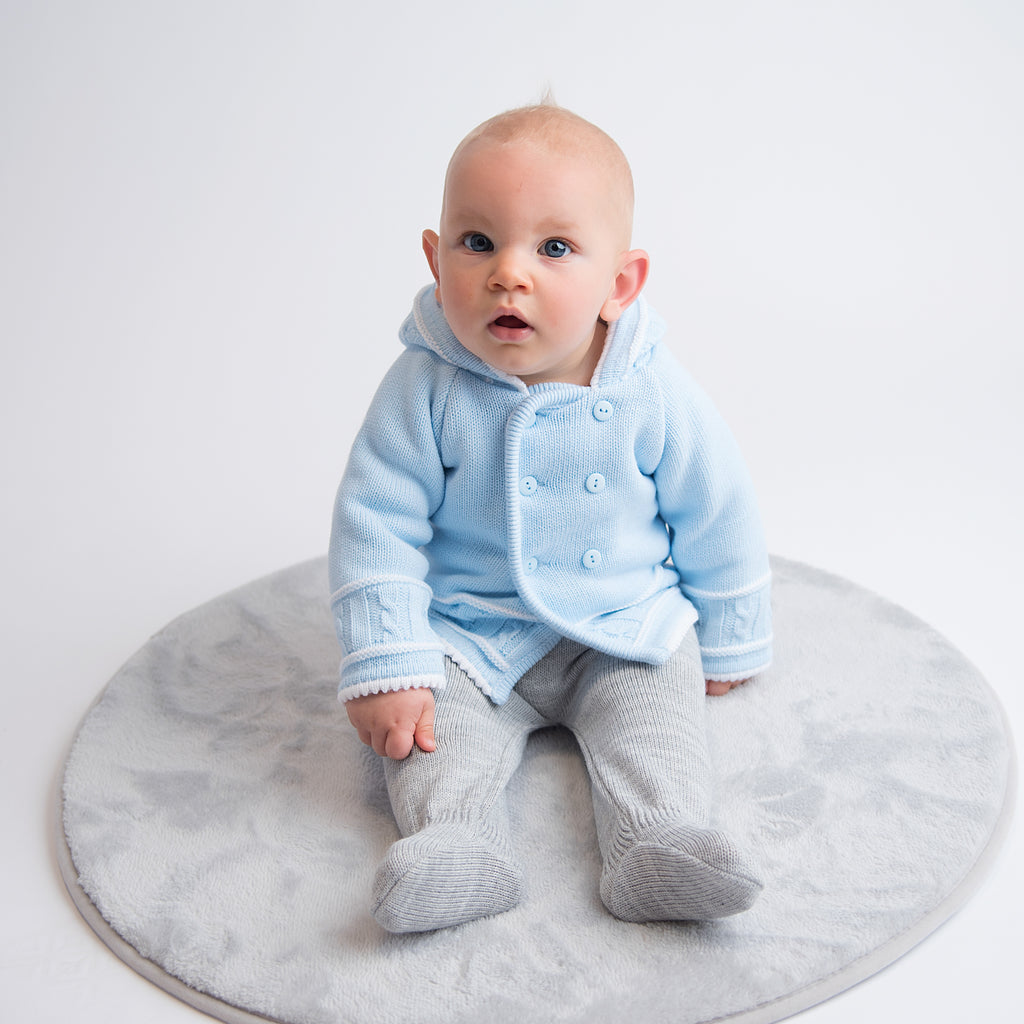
top-left (518, 403), bottom-right (610, 577)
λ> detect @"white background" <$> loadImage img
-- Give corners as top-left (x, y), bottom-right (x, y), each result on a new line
top-left (3, 1), bottom-right (1021, 1020)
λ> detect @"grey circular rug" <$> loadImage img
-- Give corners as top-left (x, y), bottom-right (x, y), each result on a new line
top-left (59, 556), bottom-right (1015, 1024)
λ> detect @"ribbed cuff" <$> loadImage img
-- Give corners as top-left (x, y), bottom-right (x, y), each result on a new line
top-left (701, 646), bottom-right (772, 682)
top-left (338, 641), bottom-right (446, 701)
top-left (338, 673), bottom-right (446, 703)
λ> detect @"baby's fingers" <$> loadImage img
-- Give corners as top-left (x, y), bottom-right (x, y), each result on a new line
top-left (414, 710), bottom-right (436, 753)
top-left (383, 725), bottom-right (416, 760)
top-left (705, 678), bottom-right (750, 696)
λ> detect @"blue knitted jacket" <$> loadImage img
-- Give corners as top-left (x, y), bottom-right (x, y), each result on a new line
top-left (329, 286), bottom-right (772, 704)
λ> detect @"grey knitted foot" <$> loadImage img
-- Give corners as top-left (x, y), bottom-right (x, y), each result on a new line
top-left (371, 823), bottom-right (524, 933)
top-left (601, 823), bottom-right (763, 922)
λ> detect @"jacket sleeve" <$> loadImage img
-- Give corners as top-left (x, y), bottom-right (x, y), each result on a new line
top-left (328, 351), bottom-right (452, 701)
top-left (651, 349), bottom-right (772, 681)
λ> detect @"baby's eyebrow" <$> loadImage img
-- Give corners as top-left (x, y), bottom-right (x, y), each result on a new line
top-left (445, 208), bottom-right (495, 232)
top-left (443, 200), bottom-right (586, 242)
top-left (536, 219), bottom-right (582, 238)
top-left (453, 214), bottom-right (583, 237)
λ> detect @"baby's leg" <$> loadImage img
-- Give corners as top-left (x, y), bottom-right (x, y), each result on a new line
top-left (560, 631), bottom-right (763, 922)
top-left (373, 659), bottom-right (541, 933)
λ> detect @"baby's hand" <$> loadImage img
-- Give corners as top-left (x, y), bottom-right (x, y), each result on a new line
top-left (345, 688), bottom-right (436, 760)
top-left (706, 679), bottom-right (749, 696)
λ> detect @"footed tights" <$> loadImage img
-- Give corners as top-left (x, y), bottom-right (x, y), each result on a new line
top-left (373, 630), bottom-right (762, 933)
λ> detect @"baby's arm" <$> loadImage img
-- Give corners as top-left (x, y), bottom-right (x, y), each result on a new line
top-left (345, 688), bottom-right (436, 760)
top-left (330, 351), bottom-right (451, 704)
top-left (652, 348), bottom-right (773, 685)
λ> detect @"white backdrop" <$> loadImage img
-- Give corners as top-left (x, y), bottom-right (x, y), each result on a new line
top-left (3, 1), bottom-right (1021, 1020)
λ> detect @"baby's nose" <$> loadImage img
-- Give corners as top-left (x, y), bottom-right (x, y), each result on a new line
top-left (488, 250), bottom-right (532, 291)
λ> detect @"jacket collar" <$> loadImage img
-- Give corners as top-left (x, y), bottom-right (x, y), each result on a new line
top-left (400, 284), bottom-right (664, 390)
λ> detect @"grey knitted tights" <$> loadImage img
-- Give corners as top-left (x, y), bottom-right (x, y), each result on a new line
top-left (373, 629), bottom-right (762, 933)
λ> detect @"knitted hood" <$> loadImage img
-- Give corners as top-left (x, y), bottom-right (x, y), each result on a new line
top-left (399, 284), bottom-right (666, 390)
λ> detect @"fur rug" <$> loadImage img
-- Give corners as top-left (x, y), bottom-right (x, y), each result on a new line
top-left (59, 556), bottom-right (1015, 1024)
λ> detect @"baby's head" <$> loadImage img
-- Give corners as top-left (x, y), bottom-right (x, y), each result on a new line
top-left (446, 105), bottom-right (637, 248)
top-left (423, 104), bottom-right (649, 387)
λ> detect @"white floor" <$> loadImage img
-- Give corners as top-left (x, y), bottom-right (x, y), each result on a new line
top-left (3, 2), bottom-right (1021, 1021)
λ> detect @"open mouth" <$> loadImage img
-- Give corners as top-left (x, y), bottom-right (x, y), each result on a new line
top-left (488, 312), bottom-right (533, 344)
top-left (493, 314), bottom-right (528, 330)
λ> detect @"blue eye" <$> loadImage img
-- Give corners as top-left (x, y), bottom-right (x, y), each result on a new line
top-left (463, 233), bottom-right (493, 252)
top-left (542, 239), bottom-right (570, 258)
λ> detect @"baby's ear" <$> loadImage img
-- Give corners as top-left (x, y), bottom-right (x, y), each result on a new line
top-left (422, 230), bottom-right (441, 287)
top-left (422, 230), bottom-right (443, 305)
top-left (600, 249), bottom-right (650, 322)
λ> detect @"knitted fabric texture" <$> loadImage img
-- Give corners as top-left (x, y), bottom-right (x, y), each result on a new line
top-left (374, 632), bottom-right (761, 932)
top-left (329, 286), bottom-right (772, 703)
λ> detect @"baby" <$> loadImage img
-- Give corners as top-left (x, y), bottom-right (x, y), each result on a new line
top-left (329, 103), bottom-right (772, 933)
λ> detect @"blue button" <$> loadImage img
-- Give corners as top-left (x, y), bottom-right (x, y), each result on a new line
top-left (525, 556), bottom-right (539, 573)
top-left (585, 473), bottom-right (606, 493)
top-left (520, 476), bottom-right (538, 496)
top-left (582, 549), bottom-right (602, 569)
top-left (593, 401), bottom-right (614, 421)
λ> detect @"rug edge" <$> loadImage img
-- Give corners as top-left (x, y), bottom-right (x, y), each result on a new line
top-left (55, 700), bottom-right (292, 1024)
top-left (715, 692), bottom-right (1018, 1024)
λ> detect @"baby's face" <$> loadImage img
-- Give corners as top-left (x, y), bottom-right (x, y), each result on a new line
top-left (424, 139), bottom-right (637, 387)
